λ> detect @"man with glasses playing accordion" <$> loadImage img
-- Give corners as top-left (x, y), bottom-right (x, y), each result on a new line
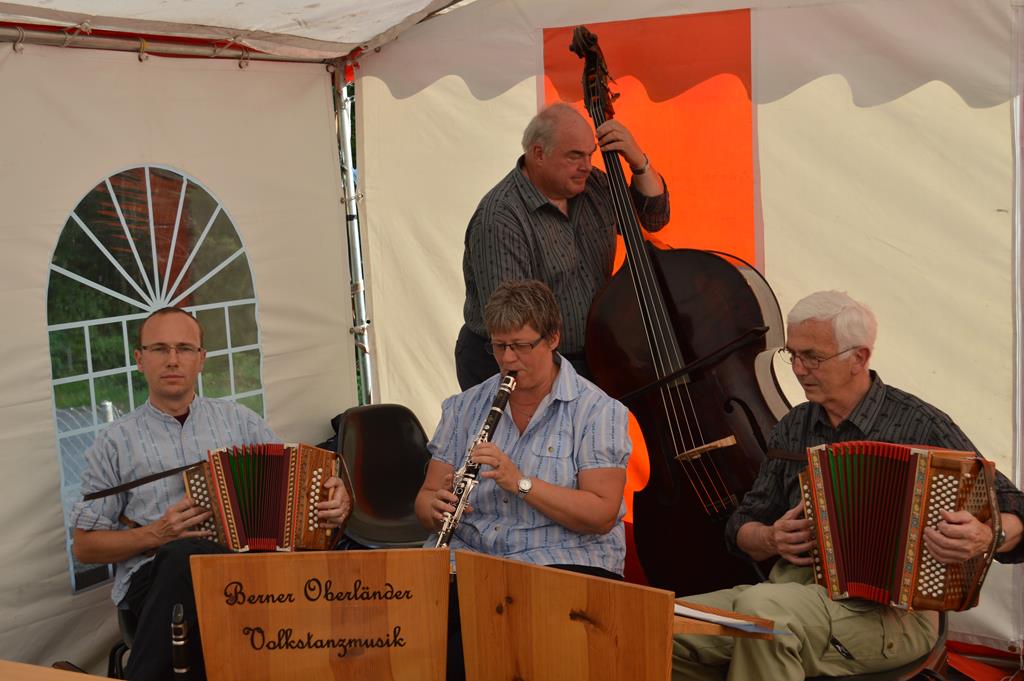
top-left (671, 290), bottom-right (1024, 681)
top-left (417, 279), bottom-right (632, 680)
top-left (71, 307), bottom-right (351, 681)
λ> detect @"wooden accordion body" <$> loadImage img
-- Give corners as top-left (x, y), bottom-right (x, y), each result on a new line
top-left (798, 441), bottom-right (1000, 611)
top-left (183, 443), bottom-right (337, 552)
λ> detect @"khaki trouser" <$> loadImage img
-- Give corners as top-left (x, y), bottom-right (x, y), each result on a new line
top-left (672, 562), bottom-right (937, 681)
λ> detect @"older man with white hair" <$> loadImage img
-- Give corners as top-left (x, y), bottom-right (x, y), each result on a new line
top-left (671, 290), bottom-right (1024, 681)
top-left (456, 103), bottom-right (670, 389)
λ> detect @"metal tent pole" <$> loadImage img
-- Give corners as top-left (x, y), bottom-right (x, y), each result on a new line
top-left (0, 25), bottom-right (325, 62)
top-left (332, 65), bottom-right (374, 405)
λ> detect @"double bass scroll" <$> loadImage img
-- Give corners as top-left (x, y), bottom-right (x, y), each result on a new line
top-left (571, 25), bottom-right (791, 595)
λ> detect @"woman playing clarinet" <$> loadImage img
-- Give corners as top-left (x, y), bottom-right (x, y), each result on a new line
top-left (415, 279), bottom-right (631, 680)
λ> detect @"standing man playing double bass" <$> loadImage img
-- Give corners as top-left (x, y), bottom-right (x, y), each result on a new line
top-left (456, 102), bottom-right (670, 389)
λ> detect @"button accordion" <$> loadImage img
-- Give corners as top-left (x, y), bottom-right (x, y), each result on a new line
top-left (184, 443), bottom-right (338, 552)
top-left (798, 441), bottom-right (1000, 611)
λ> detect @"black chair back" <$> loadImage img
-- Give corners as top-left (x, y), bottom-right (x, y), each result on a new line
top-left (337, 404), bottom-right (431, 547)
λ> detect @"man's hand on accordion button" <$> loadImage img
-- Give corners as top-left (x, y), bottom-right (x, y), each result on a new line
top-left (315, 476), bottom-right (352, 529)
top-left (923, 509), bottom-right (994, 565)
top-left (769, 502), bottom-right (816, 567)
top-left (148, 497), bottom-right (213, 545)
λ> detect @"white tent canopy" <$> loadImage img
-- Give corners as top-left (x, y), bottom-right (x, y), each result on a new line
top-left (0, 0), bottom-right (1021, 673)
top-left (0, 0), bottom-right (459, 58)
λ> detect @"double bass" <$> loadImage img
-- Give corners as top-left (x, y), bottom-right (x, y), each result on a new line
top-left (571, 26), bottom-right (791, 595)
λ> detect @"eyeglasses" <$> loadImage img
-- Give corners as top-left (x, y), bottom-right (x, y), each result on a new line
top-left (486, 337), bottom-right (544, 356)
top-left (778, 347), bottom-right (857, 370)
top-left (139, 343), bottom-right (203, 358)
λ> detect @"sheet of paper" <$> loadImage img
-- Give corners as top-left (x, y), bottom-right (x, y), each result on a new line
top-left (673, 603), bottom-right (760, 631)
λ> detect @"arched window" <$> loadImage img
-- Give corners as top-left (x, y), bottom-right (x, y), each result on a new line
top-left (47, 166), bottom-right (264, 591)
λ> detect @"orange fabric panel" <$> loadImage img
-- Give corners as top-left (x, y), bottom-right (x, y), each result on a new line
top-left (542, 11), bottom-right (754, 525)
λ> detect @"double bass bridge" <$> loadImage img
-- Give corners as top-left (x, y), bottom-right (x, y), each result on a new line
top-left (674, 435), bottom-right (737, 463)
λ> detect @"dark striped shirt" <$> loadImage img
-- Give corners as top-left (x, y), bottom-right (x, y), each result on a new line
top-left (724, 371), bottom-right (1024, 563)
top-left (462, 157), bottom-right (670, 353)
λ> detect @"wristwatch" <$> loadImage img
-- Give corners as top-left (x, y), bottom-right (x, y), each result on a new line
top-left (630, 154), bottom-right (650, 176)
top-left (517, 477), bottom-right (533, 498)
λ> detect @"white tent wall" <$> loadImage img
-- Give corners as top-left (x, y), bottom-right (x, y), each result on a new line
top-left (756, 0), bottom-right (1014, 473)
top-left (0, 45), bottom-right (357, 667)
top-left (359, 0), bottom-right (1022, 651)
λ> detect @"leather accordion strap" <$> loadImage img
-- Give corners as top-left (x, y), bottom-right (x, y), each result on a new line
top-left (765, 448), bottom-right (807, 462)
top-left (82, 462), bottom-right (202, 501)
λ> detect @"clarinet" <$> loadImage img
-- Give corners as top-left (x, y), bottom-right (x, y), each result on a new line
top-left (435, 371), bottom-right (517, 548)
top-left (171, 603), bottom-right (190, 679)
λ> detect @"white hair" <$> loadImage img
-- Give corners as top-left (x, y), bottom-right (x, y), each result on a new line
top-left (521, 103), bottom-right (586, 155)
top-left (787, 290), bottom-right (877, 350)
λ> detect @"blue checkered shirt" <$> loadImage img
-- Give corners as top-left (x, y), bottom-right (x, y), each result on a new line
top-left (71, 396), bottom-right (277, 604)
top-left (425, 357), bottom-right (631, 575)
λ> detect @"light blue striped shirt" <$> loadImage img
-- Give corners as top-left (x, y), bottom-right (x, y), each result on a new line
top-left (425, 356), bottom-right (631, 575)
top-left (71, 395), bottom-right (277, 604)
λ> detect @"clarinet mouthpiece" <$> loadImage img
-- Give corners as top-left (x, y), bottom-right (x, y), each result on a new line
top-left (171, 603), bottom-right (189, 676)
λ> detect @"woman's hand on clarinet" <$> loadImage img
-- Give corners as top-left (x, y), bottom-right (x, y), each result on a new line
top-left (473, 442), bottom-right (522, 493)
top-left (148, 497), bottom-right (212, 545)
top-left (767, 502), bottom-right (816, 566)
top-left (428, 473), bottom-right (471, 531)
top-left (316, 476), bottom-right (352, 529)
top-left (923, 509), bottom-right (993, 564)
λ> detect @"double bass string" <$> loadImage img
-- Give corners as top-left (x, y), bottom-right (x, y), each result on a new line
top-left (585, 101), bottom-right (734, 515)
top-left (586, 102), bottom-right (714, 507)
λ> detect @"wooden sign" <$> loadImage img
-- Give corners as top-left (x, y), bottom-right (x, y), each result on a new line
top-left (455, 552), bottom-right (674, 681)
top-left (191, 549), bottom-right (449, 681)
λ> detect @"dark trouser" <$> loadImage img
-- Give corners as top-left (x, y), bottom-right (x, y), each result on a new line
top-left (446, 563), bottom-right (621, 681)
top-left (454, 325), bottom-right (499, 391)
top-left (454, 324), bottom-right (592, 391)
top-left (122, 538), bottom-right (230, 681)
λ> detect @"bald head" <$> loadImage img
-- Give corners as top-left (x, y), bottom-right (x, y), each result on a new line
top-left (521, 103), bottom-right (592, 155)
top-left (520, 104), bottom-right (596, 202)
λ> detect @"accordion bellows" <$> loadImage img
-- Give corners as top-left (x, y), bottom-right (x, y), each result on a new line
top-left (184, 443), bottom-right (338, 552)
top-left (799, 441), bottom-right (999, 611)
